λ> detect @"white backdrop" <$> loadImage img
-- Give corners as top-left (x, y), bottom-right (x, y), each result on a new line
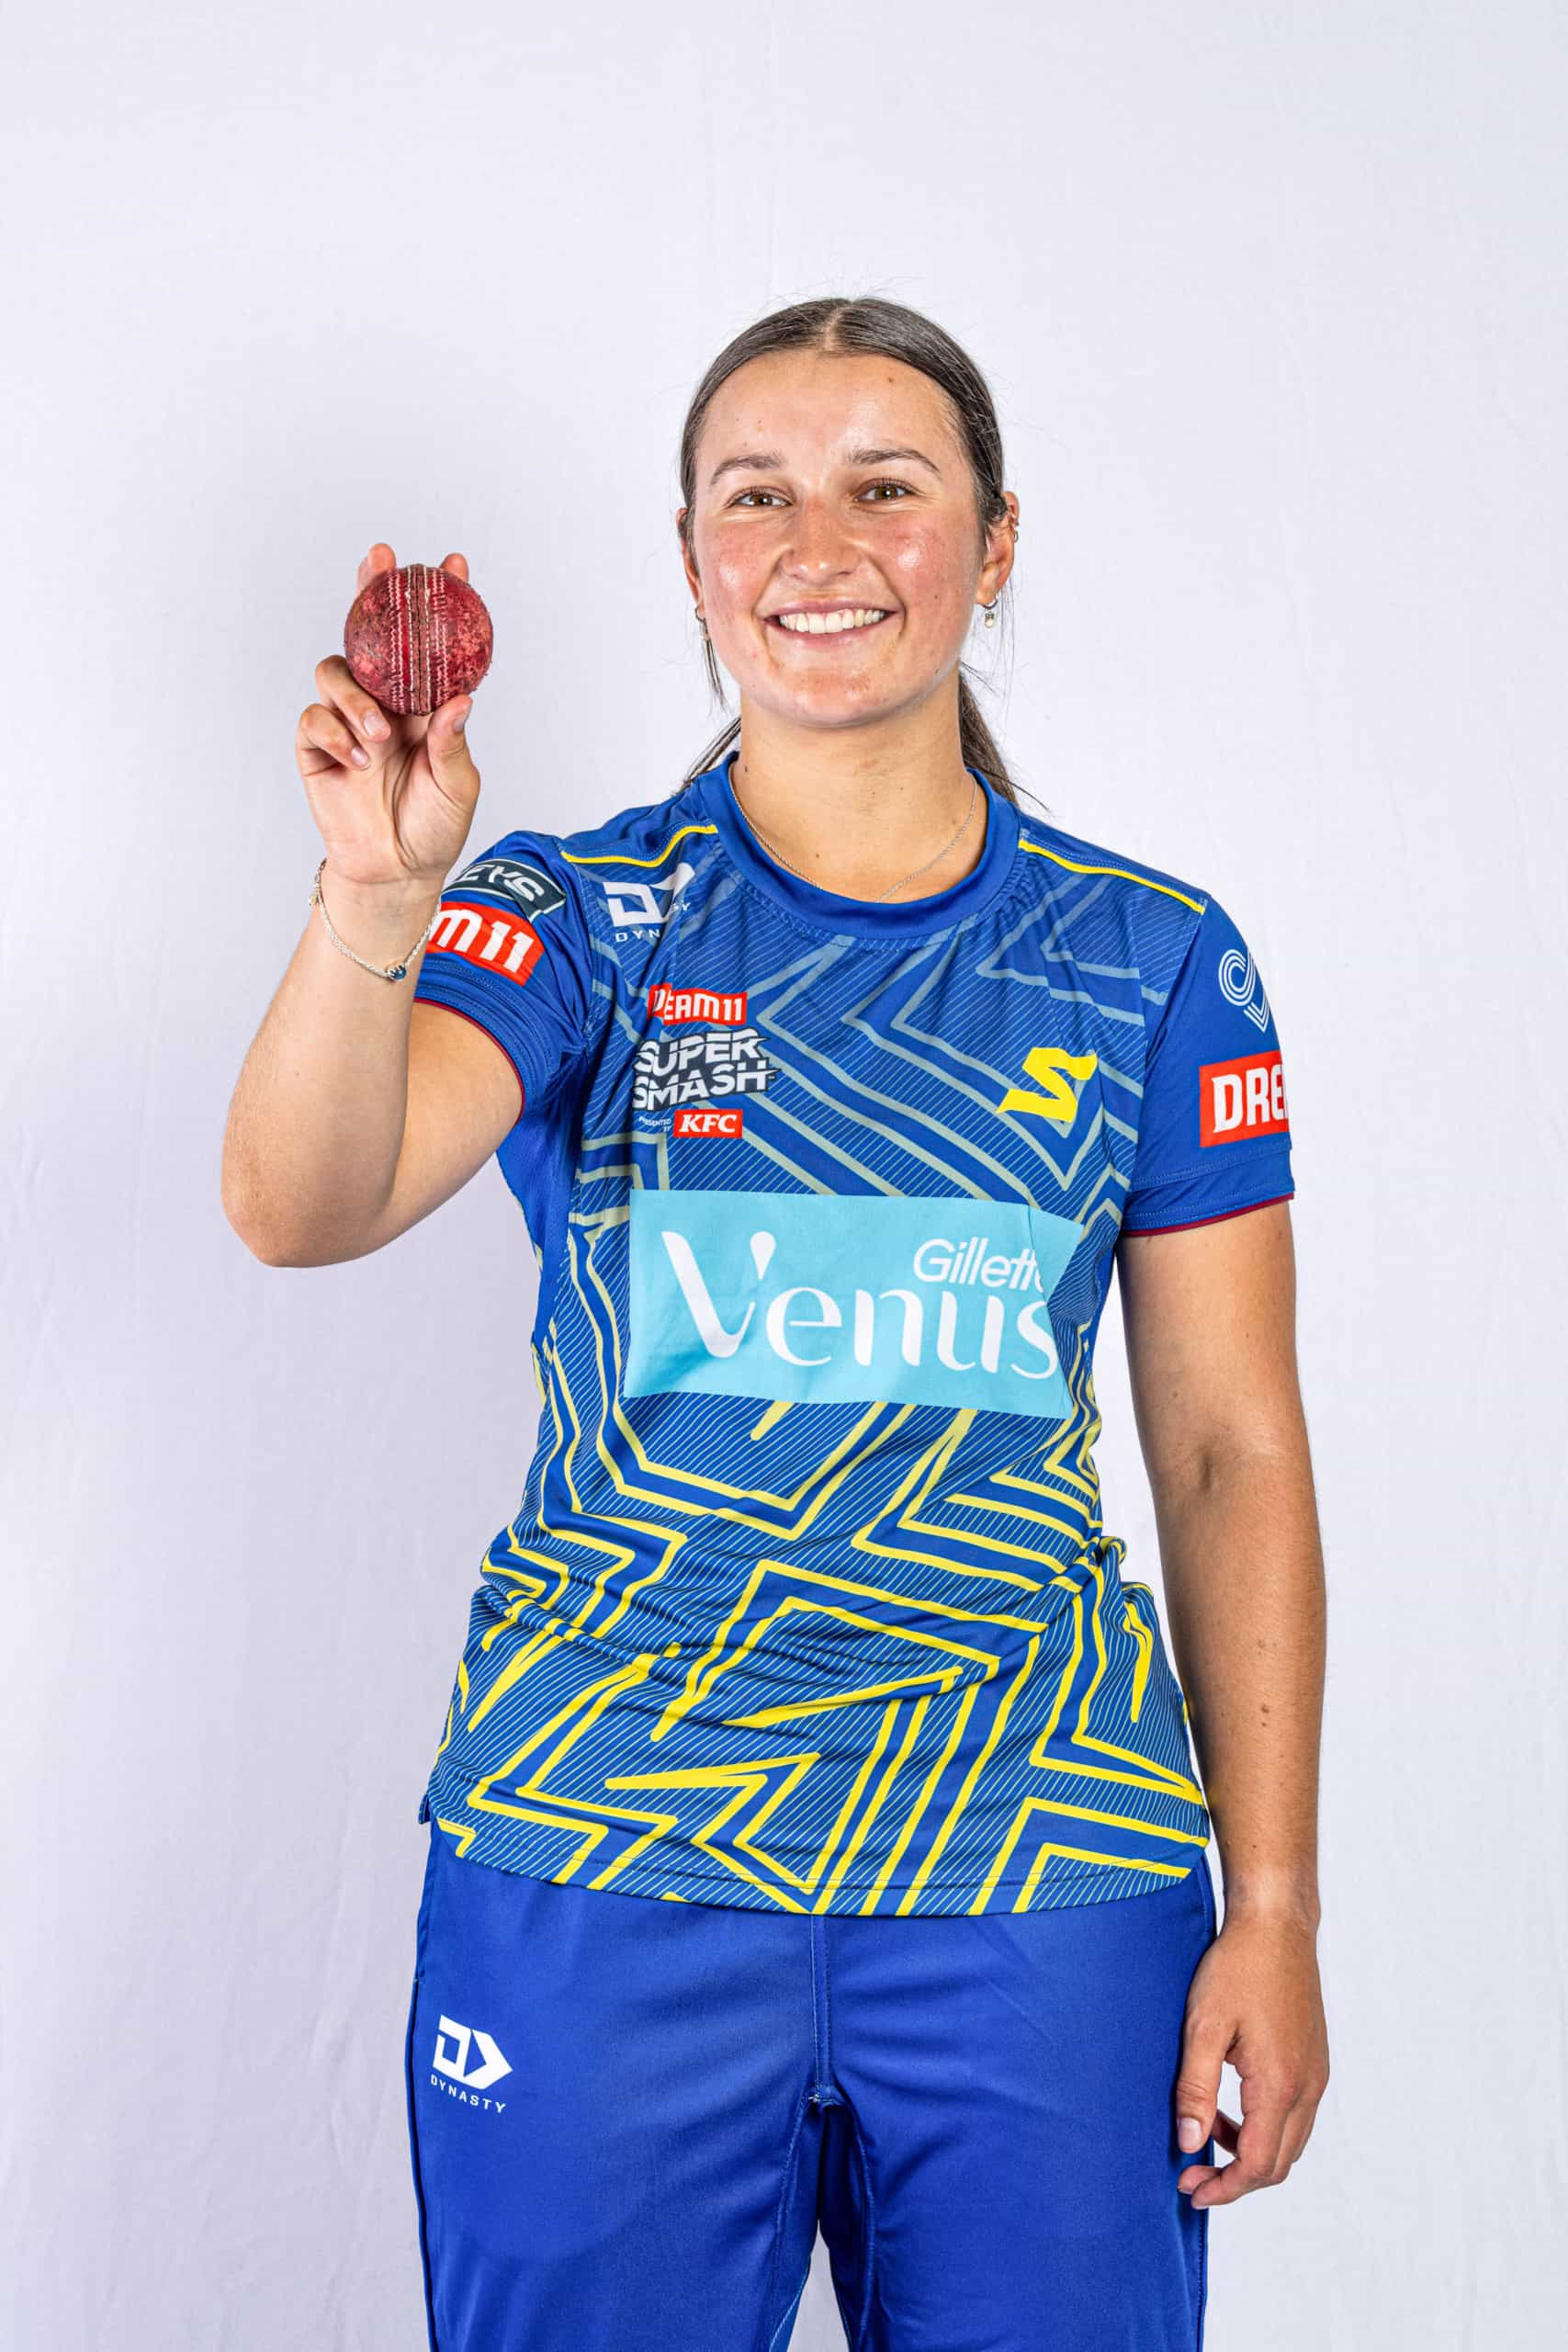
top-left (5, 3), bottom-right (1563, 2346)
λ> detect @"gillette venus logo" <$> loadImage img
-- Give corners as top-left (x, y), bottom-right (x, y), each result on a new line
top-left (624, 1190), bottom-right (1083, 1419)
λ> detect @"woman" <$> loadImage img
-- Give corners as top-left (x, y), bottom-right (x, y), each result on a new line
top-left (223, 295), bottom-right (1328, 2351)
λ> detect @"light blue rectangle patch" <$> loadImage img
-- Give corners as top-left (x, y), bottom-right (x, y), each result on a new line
top-left (624, 1188), bottom-right (1083, 1420)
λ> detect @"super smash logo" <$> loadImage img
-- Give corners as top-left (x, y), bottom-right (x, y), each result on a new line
top-left (633, 1025), bottom-right (779, 1113)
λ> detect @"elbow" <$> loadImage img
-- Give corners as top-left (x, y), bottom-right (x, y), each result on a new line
top-left (221, 1193), bottom-right (378, 1268)
top-left (220, 1178), bottom-right (320, 1268)
top-left (222, 1197), bottom-right (300, 1267)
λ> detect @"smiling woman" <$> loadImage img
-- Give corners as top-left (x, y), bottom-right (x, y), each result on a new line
top-left (671, 298), bottom-right (1021, 907)
top-left (229, 289), bottom-right (1327, 2352)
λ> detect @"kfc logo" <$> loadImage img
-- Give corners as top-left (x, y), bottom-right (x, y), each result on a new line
top-left (673, 1106), bottom-right (743, 1139)
top-left (1200, 1050), bottom-right (1289, 1145)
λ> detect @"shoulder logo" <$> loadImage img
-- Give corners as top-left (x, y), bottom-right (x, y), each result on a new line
top-left (447, 854), bottom-right (566, 922)
top-left (597, 860), bottom-right (696, 933)
top-left (1000, 1045), bottom-right (1099, 1125)
top-left (1200, 1050), bottom-right (1289, 1144)
top-left (1218, 944), bottom-right (1270, 1032)
top-left (427, 899), bottom-right (542, 988)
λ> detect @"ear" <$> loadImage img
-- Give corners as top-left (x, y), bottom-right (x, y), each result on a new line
top-left (675, 509), bottom-right (702, 601)
top-left (978, 494), bottom-right (1020, 604)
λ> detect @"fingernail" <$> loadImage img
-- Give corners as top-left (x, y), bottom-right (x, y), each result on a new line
top-left (453, 707), bottom-right (467, 732)
top-left (1179, 2118), bottom-right (1204, 2152)
top-left (351, 746), bottom-right (370, 767)
top-left (364, 713), bottom-right (386, 738)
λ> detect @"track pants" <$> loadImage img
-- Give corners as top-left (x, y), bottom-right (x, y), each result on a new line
top-left (404, 1822), bottom-right (1217, 2351)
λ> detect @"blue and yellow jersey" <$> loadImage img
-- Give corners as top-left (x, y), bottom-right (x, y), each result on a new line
top-left (409, 750), bottom-right (1293, 1917)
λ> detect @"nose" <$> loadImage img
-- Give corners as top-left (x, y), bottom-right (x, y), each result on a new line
top-left (779, 492), bottom-right (860, 583)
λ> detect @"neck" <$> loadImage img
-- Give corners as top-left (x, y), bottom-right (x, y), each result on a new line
top-left (728, 698), bottom-right (987, 902)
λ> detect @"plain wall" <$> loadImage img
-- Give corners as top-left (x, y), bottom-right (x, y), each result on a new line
top-left (4, 2), bottom-right (1563, 2345)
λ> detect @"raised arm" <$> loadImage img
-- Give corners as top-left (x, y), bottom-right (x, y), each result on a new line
top-left (220, 541), bottom-right (507, 1264)
top-left (1117, 1199), bottom-right (1330, 2209)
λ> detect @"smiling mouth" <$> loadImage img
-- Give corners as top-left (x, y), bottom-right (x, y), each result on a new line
top-left (766, 608), bottom-right (895, 641)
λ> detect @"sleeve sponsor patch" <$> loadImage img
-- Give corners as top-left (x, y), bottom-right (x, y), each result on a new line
top-left (426, 899), bottom-right (543, 989)
top-left (1199, 1049), bottom-right (1289, 1145)
top-left (446, 854), bottom-right (566, 921)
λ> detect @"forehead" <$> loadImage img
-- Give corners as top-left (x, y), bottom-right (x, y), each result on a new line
top-left (695, 348), bottom-right (962, 473)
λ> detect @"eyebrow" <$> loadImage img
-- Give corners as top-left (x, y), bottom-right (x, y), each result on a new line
top-left (706, 444), bottom-right (943, 489)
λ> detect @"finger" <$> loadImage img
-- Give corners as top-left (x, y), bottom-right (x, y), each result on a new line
top-left (1174, 2007), bottom-right (1230, 2158)
top-left (437, 550), bottom-right (468, 581)
top-left (358, 541), bottom-right (396, 589)
top-left (1190, 2090), bottom-right (1293, 2208)
top-left (1177, 2104), bottom-right (1239, 2197)
top-left (313, 656), bottom-right (392, 759)
top-left (298, 699), bottom-right (380, 776)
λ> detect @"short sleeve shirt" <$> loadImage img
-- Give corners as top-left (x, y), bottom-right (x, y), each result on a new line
top-left (409, 750), bottom-right (1293, 1917)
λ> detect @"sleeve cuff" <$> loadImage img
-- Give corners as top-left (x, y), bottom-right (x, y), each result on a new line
top-left (1121, 1188), bottom-right (1292, 1238)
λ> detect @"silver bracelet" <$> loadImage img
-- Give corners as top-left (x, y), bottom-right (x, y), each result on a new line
top-left (308, 855), bottom-right (444, 982)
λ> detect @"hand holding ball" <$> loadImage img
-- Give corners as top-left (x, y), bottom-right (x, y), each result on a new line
top-left (344, 560), bottom-right (493, 718)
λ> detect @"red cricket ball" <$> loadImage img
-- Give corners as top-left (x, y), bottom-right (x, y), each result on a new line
top-left (343, 561), bottom-right (493, 717)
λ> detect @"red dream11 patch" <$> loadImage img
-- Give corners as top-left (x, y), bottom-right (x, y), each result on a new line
top-left (673, 1105), bottom-right (743, 1139)
top-left (424, 899), bottom-right (543, 988)
top-left (648, 983), bottom-right (749, 1024)
top-left (1200, 1049), bottom-right (1289, 1145)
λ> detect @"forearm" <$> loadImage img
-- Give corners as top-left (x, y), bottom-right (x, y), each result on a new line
top-left (221, 868), bottom-right (446, 1264)
top-left (1154, 1438), bottom-right (1325, 1926)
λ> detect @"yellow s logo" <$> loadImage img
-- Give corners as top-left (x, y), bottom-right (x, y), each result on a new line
top-left (1000, 1045), bottom-right (1100, 1125)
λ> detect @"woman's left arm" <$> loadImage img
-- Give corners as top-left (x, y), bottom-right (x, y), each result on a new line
top-left (1117, 1198), bottom-right (1329, 2210)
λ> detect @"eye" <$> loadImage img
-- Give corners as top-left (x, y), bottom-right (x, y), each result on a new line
top-left (728, 478), bottom-right (916, 510)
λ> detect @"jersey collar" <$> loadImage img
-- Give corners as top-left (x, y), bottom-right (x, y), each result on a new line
top-left (695, 746), bottom-right (1021, 940)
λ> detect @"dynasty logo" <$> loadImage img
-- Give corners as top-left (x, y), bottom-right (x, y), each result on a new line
top-left (633, 1025), bottom-right (778, 1113)
top-left (596, 862), bottom-right (697, 933)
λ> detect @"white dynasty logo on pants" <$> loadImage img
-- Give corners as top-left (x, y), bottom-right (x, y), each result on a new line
top-left (433, 2016), bottom-right (513, 2090)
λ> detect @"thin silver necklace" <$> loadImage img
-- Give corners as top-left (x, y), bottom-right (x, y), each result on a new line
top-left (730, 769), bottom-right (979, 904)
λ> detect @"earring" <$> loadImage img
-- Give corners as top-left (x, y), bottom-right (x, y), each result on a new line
top-left (696, 609), bottom-right (708, 633)
top-left (981, 598), bottom-right (999, 628)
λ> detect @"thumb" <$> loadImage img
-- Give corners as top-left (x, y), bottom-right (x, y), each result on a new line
top-left (428, 695), bottom-right (476, 763)
top-left (1175, 2007), bottom-right (1229, 2154)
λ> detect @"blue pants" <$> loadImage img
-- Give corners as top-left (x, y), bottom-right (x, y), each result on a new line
top-left (404, 1823), bottom-right (1217, 2350)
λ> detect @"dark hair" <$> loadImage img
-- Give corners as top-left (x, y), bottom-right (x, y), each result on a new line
top-left (675, 294), bottom-right (1020, 801)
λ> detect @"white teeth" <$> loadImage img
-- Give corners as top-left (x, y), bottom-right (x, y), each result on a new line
top-left (776, 608), bottom-right (887, 634)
